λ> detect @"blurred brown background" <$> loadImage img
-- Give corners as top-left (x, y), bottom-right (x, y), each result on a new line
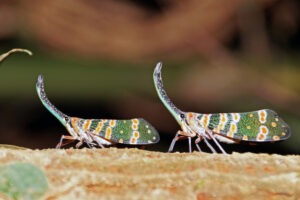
top-left (0, 0), bottom-right (299, 154)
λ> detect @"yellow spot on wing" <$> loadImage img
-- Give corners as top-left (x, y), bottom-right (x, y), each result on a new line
top-left (147, 130), bottom-right (151, 134)
top-left (84, 120), bottom-right (91, 130)
top-left (242, 135), bottom-right (248, 140)
top-left (261, 127), bottom-right (268, 134)
top-left (247, 126), bottom-right (251, 130)
top-left (132, 124), bottom-right (138, 130)
top-left (273, 136), bottom-right (280, 140)
top-left (119, 139), bottom-right (123, 143)
top-left (105, 127), bottom-right (112, 139)
top-left (95, 122), bottom-right (104, 133)
top-left (227, 132), bottom-right (234, 137)
top-left (130, 138), bottom-right (136, 144)
top-left (282, 132), bottom-right (286, 136)
top-left (109, 120), bottom-right (116, 127)
top-left (271, 122), bottom-right (277, 127)
top-left (249, 113), bottom-right (253, 118)
top-left (275, 118), bottom-right (279, 121)
top-left (134, 131), bottom-right (139, 138)
top-left (257, 133), bottom-right (265, 141)
top-left (120, 130), bottom-right (123, 134)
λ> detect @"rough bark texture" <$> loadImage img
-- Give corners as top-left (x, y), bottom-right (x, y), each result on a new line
top-left (0, 148), bottom-right (299, 200)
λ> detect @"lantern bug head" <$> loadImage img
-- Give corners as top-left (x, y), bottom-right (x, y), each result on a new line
top-left (153, 62), bottom-right (186, 125)
top-left (36, 74), bottom-right (69, 127)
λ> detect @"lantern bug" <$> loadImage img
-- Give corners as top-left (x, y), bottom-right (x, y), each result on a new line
top-left (36, 75), bottom-right (160, 149)
top-left (153, 62), bottom-right (291, 154)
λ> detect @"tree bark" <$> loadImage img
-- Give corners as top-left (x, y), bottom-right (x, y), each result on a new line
top-left (0, 147), bottom-right (299, 199)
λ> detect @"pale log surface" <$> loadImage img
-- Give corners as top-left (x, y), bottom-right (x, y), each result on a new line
top-left (0, 148), bottom-right (299, 200)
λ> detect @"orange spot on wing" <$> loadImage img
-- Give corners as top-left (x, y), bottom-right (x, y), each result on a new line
top-left (261, 112), bottom-right (265, 117)
top-left (231, 124), bottom-right (236, 132)
top-left (234, 114), bottom-right (238, 121)
top-left (243, 135), bottom-right (248, 140)
top-left (271, 122), bottom-right (277, 127)
top-left (132, 119), bottom-right (139, 124)
top-left (109, 120), bottom-right (116, 127)
top-left (105, 127), bottom-right (112, 139)
top-left (262, 127), bottom-right (267, 134)
top-left (132, 124), bottom-right (137, 130)
top-left (84, 120), bottom-right (91, 130)
top-left (134, 131), bottom-right (139, 138)
top-left (131, 138), bottom-right (136, 144)
top-left (219, 124), bottom-right (225, 130)
top-left (95, 122), bottom-right (103, 133)
top-left (273, 136), bottom-right (280, 140)
top-left (203, 114), bottom-right (210, 127)
top-left (258, 134), bottom-right (265, 140)
top-left (260, 117), bottom-right (265, 122)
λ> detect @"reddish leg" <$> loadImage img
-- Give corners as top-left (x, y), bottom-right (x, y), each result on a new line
top-left (168, 130), bottom-right (192, 152)
top-left (56, 135), bottom-right (76, 149)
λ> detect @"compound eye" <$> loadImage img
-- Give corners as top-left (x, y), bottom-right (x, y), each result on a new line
top-left (64, 116), bottom-right (69, 122)
top-left (180, 114), bottom-right (185, 119)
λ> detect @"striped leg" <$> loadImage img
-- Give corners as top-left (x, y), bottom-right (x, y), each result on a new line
top-left (56, 135), bottom-right (76, 149)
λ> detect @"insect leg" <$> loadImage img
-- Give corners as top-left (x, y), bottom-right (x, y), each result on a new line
top-left (203, 136), bottom-right (217, 153)
top-left (195, 137), bottom-right (202, 152)
top-left (89, 134), bottom-right (105, 149)
top-left (85, 142), bottom-right (96, 149)
top-left (168, 131), bottom-right (180, 152)
top-left (75, 141), bottom-right (84, 149)
top-left (56, 135), bottom-right (76, 149)
top-left (188, 137), bottom-right (192, 152)
top-left (206, 129), bottom-right (227, 154)
top-left (168, 131), bottom-right (191, 152)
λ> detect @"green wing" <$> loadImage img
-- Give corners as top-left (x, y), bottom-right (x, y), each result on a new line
top-left (77, 118), bottom-right (160, 145)
top-left (196, 109), bottom-right (291, 142)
